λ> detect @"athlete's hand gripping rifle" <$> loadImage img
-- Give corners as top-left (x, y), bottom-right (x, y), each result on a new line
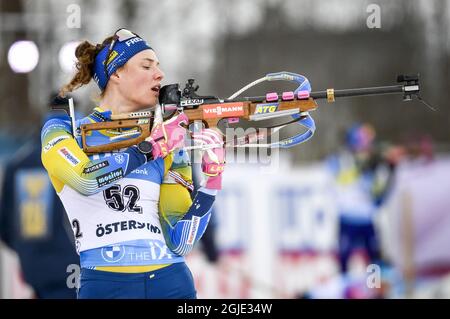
top-left (70, 72), bottom-right (421, 154)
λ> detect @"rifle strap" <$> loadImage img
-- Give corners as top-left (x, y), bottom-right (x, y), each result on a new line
top-left (272, 113), bottom-right (316, 148)
top-left (165, 170), bottom-right (195, 192)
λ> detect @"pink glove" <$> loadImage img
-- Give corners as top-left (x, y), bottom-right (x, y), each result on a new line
top-left (191, 128), bottom-right (225, 190)
top-left (147, 113), bottom-right (188, 159)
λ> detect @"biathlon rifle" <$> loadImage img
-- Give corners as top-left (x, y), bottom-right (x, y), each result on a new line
top-left (53, 72), bottom-right (424, 154)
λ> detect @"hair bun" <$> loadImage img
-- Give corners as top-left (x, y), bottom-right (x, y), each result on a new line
top-left (75, 41), bottom-right (96, 59)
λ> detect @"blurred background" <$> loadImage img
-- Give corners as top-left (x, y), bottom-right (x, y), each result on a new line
top-left (0, 0), bottom-right (449, 299)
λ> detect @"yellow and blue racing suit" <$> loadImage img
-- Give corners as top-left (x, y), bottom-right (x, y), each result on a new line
top-left (41, 107), bottom-right (216, 274)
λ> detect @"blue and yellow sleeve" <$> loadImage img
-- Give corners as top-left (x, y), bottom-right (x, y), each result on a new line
top-left (159, 150), bottom-right (216, 256)
top-left (41, 118), bottom-right (165, 196)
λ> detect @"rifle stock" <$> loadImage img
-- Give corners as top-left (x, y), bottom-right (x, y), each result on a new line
top-left (79, 98), bottom-right (318, 154)
top-left (182, 98), bottom-right (318, 128)
top-left (81, 118), bottom-right (152, 154)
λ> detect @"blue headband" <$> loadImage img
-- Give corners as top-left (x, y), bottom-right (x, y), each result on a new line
top-left (93, 29), bottom-right (152, 91)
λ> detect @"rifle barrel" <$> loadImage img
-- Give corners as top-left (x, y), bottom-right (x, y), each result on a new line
top-left (232, 84), bottom-right (414, 103)
top-left (311, 84), bottom-right (405, 100)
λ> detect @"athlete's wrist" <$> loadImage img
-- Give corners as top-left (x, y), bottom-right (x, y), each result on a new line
top-left (136, 140), bottom-right (153, 161)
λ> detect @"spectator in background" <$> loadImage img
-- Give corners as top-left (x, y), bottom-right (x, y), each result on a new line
top-left (377, 133), bottom-right (441, 298)
top-left (328, 123), bottom-right (392, 275)
top-left (0, 93), bottom-right (80, 299)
